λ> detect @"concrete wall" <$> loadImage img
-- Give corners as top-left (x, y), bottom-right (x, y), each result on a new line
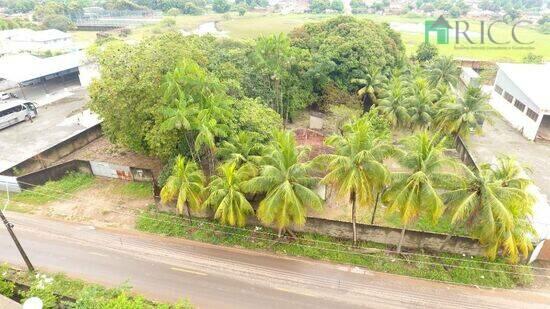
top-left (17, 160), bottom-right (92, 190)
top-left (493, 71), bottom-right (544, 140)
top-left (1, 124), bottom-right (102, 176)
top-left (296, 217), bottom-right (484, 256)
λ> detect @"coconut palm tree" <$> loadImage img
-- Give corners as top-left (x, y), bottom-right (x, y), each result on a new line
top-left (321, 116), bottom-right (393, 245)
top-left (204, 162), bottom-right (256, 227)
top-left (160, 155), bottom-right (205, 223)
top-left (217, 132), bottom-right (264, 166)
top-left (407, 88), bottom-right (435, 130)
top-left (352, 67), bottom-right (388, 112)
top-left (442, 157), bottom-right (536, 263)
top-left (243, 130), bottom-right (322, 237)
top-left (376, 78), bottom-right (410, 128)
top-left (436, 86), bottom-right (493, 138)
top-left (383, 131), bottom-right (459, 253)
top-left (427, 56), bottom-right (461, 87)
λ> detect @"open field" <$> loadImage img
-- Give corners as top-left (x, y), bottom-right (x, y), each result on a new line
top-left (70, 12), bottom-right (548, 62)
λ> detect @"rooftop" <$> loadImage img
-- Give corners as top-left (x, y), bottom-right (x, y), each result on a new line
top-left (497, 62), bottom-right (550, 112)
top-left (0, 51), bottom-right (84, 83)
top-left (0, 28), bottom-right (71, 42)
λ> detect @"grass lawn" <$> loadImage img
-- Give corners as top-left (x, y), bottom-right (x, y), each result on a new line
top-left (136, 210), bottom-right (534, 289)
top-left (6, 172), bottom-right (95, 213)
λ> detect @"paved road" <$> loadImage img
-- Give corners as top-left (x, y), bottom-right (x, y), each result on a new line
top-left (0, 89), bottom-right (97, 172)
top-left (1, 213), bottom-right (549, 309)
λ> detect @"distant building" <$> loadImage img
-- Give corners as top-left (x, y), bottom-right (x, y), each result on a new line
top-left (0, 51), bottom-right (97, 94)
top-left (0, 28), bottom-right (75, 55)
top-left (491, 63), bottom-right (550, 141)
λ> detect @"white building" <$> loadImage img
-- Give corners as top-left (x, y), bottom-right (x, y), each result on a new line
top-left (0, 28), bottom-right (75, 55)
top-left (491, 63), bottom-right (550, 141)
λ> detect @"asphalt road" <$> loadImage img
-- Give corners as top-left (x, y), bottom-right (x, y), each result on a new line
top-left (1, 212), bottom-right (549, 309)
top-left (0, 89), bottom-right (95, 172)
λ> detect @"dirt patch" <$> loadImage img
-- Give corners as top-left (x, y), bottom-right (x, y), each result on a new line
top-left (33, 178), bottom-right (155, 229)
top-left (57, 136), bottom-right (163, 176)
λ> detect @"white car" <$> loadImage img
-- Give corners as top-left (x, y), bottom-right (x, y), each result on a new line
top-left (0, 92), bottom-right (17, 101)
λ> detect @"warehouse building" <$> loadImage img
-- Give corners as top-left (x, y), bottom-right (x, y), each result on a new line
top-left (491, 63), bottom-right (550, 141)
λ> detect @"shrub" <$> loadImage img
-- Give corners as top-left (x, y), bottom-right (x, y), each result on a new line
top-left (166, 8), bottom-right (180, 16)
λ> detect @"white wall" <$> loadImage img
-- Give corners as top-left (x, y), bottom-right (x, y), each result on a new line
top-left (492, 70), bottom-right (543, 141)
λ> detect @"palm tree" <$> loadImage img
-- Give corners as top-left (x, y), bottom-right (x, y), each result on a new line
top-left (217, 132), bottom-right (264, 166)
top-left (159, 96), bottom-right (199, 159)
top-left (427, 56), bottom-right (461, 87)
top-left (204, 162), bottom-right (256, 227)
top-left (321, 116), bottom-right (393, 245)
top-left (376, 78), bottom-right (410, 128)
top-left (407, 88), bottom-right (435, 130)
top-left (383, 131), bottom-right (460, 253)
top-left (160, 155), bottom-right (205, 223)
top-left (436, 86), bottom-right (492, 138)
top-left (352, 67), bottom-right (388, 112)
top-left (243, 130), bottom-right (322, 237)
top-left (442, 157), bottom-right (536, 263)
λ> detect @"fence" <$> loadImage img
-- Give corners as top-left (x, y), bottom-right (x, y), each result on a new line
top-left (454, 135), bottom-right (479, 171)
top-left (1, 159), bottom-right (154, 193)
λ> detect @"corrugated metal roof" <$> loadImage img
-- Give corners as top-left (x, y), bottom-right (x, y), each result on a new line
top-left (497, 63), bottom-right (550, 111)
top-left (0, 51), bottom-right (84, 83)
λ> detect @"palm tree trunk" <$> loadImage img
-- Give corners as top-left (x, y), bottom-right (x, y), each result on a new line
top-left (351, 191), bottom-right (358, 246)
top-left (277, 226), bottom-right (284, 238)
top-left (370, 192), bottom-right (380, 225)
top-left (397, 225), bottom-right (407, 253)
top-left (184, 132), bottom-right (197, 161)
top-left (185, 202), bottom-right (192, 224)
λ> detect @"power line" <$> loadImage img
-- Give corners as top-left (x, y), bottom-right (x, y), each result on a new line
top-left (4, 178), bottom-right (548, 271)
top-left (2, 180), bottom-right (549, 275)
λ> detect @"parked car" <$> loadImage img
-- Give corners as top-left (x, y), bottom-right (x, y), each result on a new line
top-left (0, 92), bottom-right (18, 101)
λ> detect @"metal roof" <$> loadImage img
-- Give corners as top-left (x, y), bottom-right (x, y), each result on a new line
top-left (497, 63), bottom-right (550, 112)
top-left (0, 28), bottom-right (71, 42)
top-left (0, 51), bottom-right (83, 83)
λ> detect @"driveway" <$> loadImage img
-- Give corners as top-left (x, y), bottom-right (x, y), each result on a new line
top-left (0, 88), bottom-right (99, 172)
top-left (2, 213), bottom-right (549, 309)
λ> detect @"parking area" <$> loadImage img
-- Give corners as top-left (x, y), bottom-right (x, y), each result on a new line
top-left (0, 87), bottom-right (100, 172)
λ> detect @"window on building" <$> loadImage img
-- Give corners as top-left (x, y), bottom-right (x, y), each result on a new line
top-left (503, 91), bottom-right (514, 103)
top-left (526, 108), bottom-right (539, 122)
top-left (495, 85), bottom-right (503, 95)
top-left (514, 99), bottom-right (526, 112)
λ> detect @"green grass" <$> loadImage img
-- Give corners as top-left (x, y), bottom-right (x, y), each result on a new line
top-left (136, 210), bottom-right (534, 289)
top-left (0, 264), bottom-right (192, 308)
top-left (10, 172), bottom-right (94, 206)
top-left (114, 182), bottom-right (153, 199)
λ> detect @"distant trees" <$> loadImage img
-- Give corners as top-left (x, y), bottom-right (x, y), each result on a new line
top-left (212, 0), bottom-right (231, 13)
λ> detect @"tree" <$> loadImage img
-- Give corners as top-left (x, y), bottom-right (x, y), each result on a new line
top-left (407, 85), bottom-right (435, 130)
top-left (436, 86), bottom-right (492, 138)
top-left (166, 8), bottom-right (180, 15)
top-left (383, 131), bottom-right (459, 253)
top-left (204, 162), bottom-right (256, 227)
top-left (330, 0), bottom-right (345, 12)
top-left (310, 0), bottom-right (330, 13)
top-left (321, 116), bottom-right (393, 245)
top-left (218, 132), bottom-right (263, 165)
top-left (415, 42), bottom-right (438, 63)
top-left (351, 67), bottom-right (388, 112)
top-left (442, 157), bottom-right (536, 263)
top-left (42, 14), bottom-right (74, 31)
top-left (160, 155), bottom-right (205, 223)
top-left (213, 0), bottom-right (231, 13)
top-left (253, 33), bottom-right (296, 123)
top-left (522, 52), bottom-right (543, 64)
top-left (243, 130), bottom-right (322, 236)
top-left (427, 56), bottom-right (460, 86)
top-left (237, 4), bottom-right (247, 15)
top-left (376, 77), bottom-right (410, 127)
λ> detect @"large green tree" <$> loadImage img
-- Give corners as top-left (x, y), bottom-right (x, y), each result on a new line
top-left (427, 56), bottom-right (461, 87)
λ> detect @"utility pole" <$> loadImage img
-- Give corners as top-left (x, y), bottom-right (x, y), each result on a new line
top-left (1, 185), bottom-right (34, 271)
top-left (0, 210), bottom-right (34, 271)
